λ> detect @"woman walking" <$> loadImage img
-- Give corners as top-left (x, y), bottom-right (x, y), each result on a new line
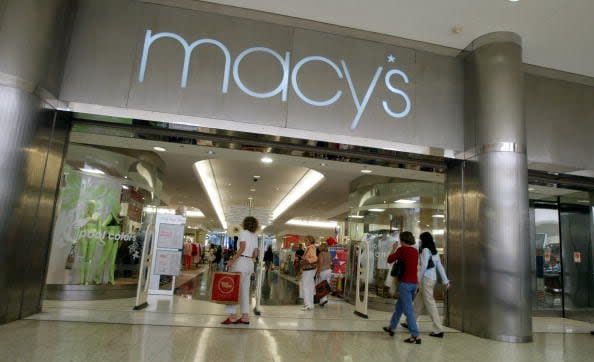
top-left (383, 231), bottom-right (421, 344)
top-left (221, 216), bottom-right (259, 325)
top-left (316, 242), bottom-right (332, 307)
top-left (300, 236), bottom-right (318, 311)
top-left (402, 231), bottom-right (450, 338)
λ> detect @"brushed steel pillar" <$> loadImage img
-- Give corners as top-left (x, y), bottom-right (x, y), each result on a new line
top-left (0, 0), bottom-right (72, 324)
top-left (447, 32), bottom-right (532, 342)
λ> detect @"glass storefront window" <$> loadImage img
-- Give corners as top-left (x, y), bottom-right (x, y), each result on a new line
top-left (45, 143), bottom-right (163, 300)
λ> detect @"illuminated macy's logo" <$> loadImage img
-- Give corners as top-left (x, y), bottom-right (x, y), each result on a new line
top-left (138, 30), bottom-right (412, 130)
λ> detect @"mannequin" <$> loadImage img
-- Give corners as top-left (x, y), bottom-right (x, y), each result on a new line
top-left (94, 204), bottom-right (122, 285)
top-left (77, 200), bottom-right (101, 284)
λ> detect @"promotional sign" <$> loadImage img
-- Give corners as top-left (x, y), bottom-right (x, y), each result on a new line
top-left (574, 252), bottom-right (582, 263)
top-left (148, 214), bottom-right (186, 296)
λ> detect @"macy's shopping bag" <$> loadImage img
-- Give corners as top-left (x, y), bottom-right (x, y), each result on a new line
top-left (210, 271), bottom-right (241, 304)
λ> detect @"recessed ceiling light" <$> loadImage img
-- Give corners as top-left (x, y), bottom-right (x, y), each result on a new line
top-left (509, 0), bottom-right (520, 2)
top-left (320, 163), bottom-right (327, 167)
top-left (369, 208), bottom-right (385, 212)
top-left (250, 189), bottom-right (256, 192)
top-left (361, 169), bottom-right (372, 174)
top-left (286, 219), bottom-right (338, 228)
top-left (272, 170), bottom-right (324, 220)
top-left (153, 146), bottom-right (166, 152)
top-left (121, 185), bottom-right (129, 190)
top-left (253, 175), bottom-right (261, 179)
top-left (261, 156), bottom-right (273, 164)
top-left (395, 199), bottom-right (416, 204)
top-left (528, 187), bottom-right (535, 191)
top-left (79, 167), bottom-right (105, 175)
top-left (207, 150), bottom-right (215, 155)
top-left (124, 176), bottom-right (128, 179)
top-left (194, 160), bottom-right (228, 230)
top-left (432, 214), bottom-right (445, 219)
top-left (348, 215), bottom-right (364, 219)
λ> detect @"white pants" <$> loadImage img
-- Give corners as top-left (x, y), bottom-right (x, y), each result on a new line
top-left (225, 258), bottom-right (253, 315)
top-left (301, 269), bottom-right (316, 308)
top-left (317, 269), bottom-right (331, 304)
top-left (414, 277), bottom-right (443, 333)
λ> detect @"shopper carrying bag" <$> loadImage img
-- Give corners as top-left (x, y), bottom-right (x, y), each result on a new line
top-left (299, 235), bottom-right (318, 311)
top-left (221, 216), bottom-right (259, 325)
top-left (383, 231), bottom-right (421, 344)
top-left (315, 242), bottom-right (332, 307)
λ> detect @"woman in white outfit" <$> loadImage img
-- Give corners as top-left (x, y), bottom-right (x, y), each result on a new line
top-left (316, 242), bottom-right (332, 307)
top-left (221, 216), bottom-right (259, 325)
top-left (300, 235), bottom-right (318, 311)
top-left (402, 232), bottom-right (450, 337)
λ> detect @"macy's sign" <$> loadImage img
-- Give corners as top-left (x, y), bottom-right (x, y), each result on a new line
top-left (138, 30), bottom-right (412, 130)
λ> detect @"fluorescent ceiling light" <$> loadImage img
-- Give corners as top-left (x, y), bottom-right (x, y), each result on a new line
top-left (395, 199), bottom-right (416, 204)
top-left (261, 156), bottom-right (273, 164)
top-left (361, 169), bottom-right (372, 174)
top-left (432, 229), bottom-right (445, 236)
top-left (432, 214), bottom-right (445, 218)
top-left (79, 167), bottom-right (105, 175)
top-left (369, 208), bottom-right (385, 212)
top-left (143, 206), bottom-right (175, 214)
top-left (348, 215), bottom-right (364, 219)
top-left (153, 146), bottom-right (167, 152)
top-left (194, 160), bottom-right (228, 230)
top-left (185, 209), bottom-right (205, 218)
top-left (121, 185), bottom-right (129, 190)
top-left (272, 169), bottom-right (324, 220)
top-left (286, 219), bottom-right (338, 228)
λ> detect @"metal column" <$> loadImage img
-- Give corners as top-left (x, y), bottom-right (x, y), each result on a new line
top-left (447, 32), bottom-right (532, 342)
top-left (0, 0), bottom-right (73, 324)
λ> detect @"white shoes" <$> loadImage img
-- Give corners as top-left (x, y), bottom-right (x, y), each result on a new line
top-left (301, 306), bottom-right (313, 311)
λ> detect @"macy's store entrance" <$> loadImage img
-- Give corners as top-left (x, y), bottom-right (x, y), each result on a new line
top-left (37, 114), bottom-right (450, 330)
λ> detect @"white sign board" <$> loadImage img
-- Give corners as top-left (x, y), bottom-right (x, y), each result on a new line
top-left (154, 250), bottom-right (182, 276)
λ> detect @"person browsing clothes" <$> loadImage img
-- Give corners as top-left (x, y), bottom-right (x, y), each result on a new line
top-left (401, 231), bottom-right (450, 338)
top-left (383, 231), bottom-right (421, 344)
top-left (221, 216), bottom-right (259, 325)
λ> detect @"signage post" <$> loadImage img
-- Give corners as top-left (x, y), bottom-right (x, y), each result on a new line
top-left (354, 237), bottom-right (370, 319)
top-left (148, 214), bottom-right (186, 296)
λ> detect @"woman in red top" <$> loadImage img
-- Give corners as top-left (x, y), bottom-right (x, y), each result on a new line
top-left (383, 231), bottom-right (421, 344)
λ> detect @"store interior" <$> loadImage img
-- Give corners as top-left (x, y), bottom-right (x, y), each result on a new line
top-left (43, 115), bottom-right (594, 322)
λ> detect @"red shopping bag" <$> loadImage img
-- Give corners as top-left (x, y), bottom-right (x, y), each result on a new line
top-left (210, 271), bottom-right (241, 304)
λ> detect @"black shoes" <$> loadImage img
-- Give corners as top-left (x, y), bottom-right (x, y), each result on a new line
top-left (382, 327), bottom-right (395, 337)
top-left (320, 300), bottom-right (328, 307)
top-left (404, 336), bottom-right (422, 344)
top-left (400, 322), bottom-right (408, 329)
top-left (429, 332), bottom-right (444, 338)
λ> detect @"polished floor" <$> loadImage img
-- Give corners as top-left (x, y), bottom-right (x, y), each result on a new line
top-left (3, 319), bottom-right (594, 362)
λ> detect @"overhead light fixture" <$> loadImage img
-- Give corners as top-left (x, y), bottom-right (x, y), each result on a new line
top-left (194, 160), bottom-right (228, 230)
top-left (261, 156), bottom-right (273, 164)
top-left (509, 0), bottom-right (520, 2)
top-left (369, 208), bottom-right (385, 212)
top-left (272, 169), bottom-right (324, 220)
top-left (432, 214), bottom-right (445, 219)
top-left (432, 229), bottom-right (445, 236)
top-left (122, 185), bottom-right (129, 190)
top-left (207, 150), bottom-right (215, 155)
top-left (185, 209), bottom-right (205, 218)
top-left (80, 167), bottom-right (105, 175)
top-left (250, 189), bottom-right (256, 192)
top-left (528, 187), bottom-right (535, 192)
top-left (286, 219), bottom-right (338, 228)
top-left (577, 199), bottom-right (590, 203)
top-left (143, 207), bottom-right (175, 215)
top-left (348, 215), bottom-right (364, 219)
top-left (153, 146), bottom-right (167, 152)
top-left (361, 169), bottom-right (372, 174)
top-left (395, 199), bottom-right (416, 204)
top-left (253, 175), bottom-right (261, 179)
top-left (320, 163), bottom-right (327, 167)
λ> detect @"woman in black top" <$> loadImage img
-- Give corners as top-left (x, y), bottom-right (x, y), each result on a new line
top-left (264, 245), bottom-right (274, 271)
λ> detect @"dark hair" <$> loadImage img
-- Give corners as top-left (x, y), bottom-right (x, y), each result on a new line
top-left (399, 231), bottom-right (415, 246)
top-left (242, 216), bottom-right (259, 233)
top-left (420, 232), bottom-right (438, 255)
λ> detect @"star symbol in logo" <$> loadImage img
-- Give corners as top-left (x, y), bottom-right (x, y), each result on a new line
top-left (387, 54), bottom-right (396, 63)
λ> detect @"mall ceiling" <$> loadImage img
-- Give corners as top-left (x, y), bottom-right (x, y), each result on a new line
top-left (196, 0), bottom-right (594, 78)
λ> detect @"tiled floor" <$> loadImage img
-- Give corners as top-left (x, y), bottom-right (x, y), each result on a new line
top-left (2, 319), bottom-right (594, 362)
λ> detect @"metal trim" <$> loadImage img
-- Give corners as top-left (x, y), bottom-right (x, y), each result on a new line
top-left (480, 142), bottom-right (526, 154)
top-left (494, 334), bottom-right (533, 343)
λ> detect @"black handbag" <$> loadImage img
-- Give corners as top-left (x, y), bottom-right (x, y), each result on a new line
top-left (390, 260), bottom-right (405, 278)
top-left (427, 256), bottom-right (435, 269)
